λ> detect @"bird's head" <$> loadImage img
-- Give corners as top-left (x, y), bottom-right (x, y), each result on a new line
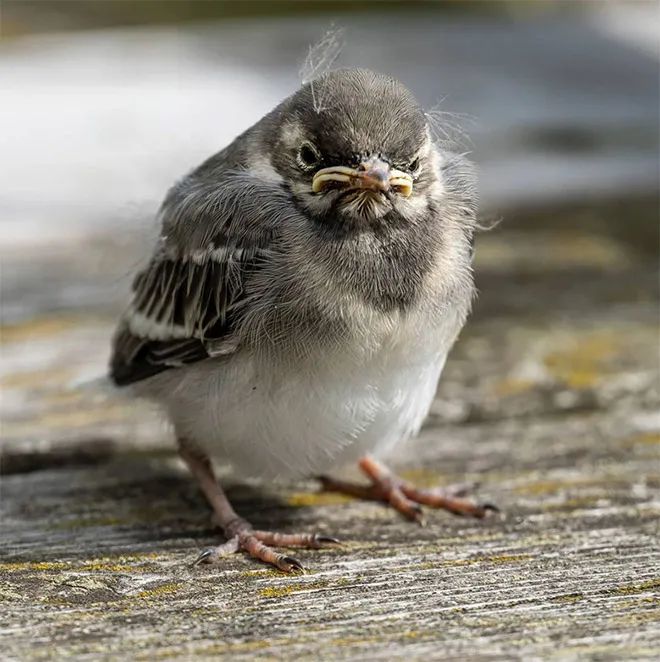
top-left (263, 69), bottom-right (441, 227)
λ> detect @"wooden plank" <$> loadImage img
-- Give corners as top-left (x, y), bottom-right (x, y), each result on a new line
top-left (1, 199), bottom-right (659, 659)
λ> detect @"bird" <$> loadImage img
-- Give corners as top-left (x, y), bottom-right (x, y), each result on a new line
top-left (109, 67), bottom-right (495, 572)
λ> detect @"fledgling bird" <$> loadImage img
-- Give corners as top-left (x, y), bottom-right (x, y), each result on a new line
top-left (110, 68), bottom-right (494, 572)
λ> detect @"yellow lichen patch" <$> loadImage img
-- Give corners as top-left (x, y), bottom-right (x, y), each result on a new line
top-left (491, 378), bottom-right (537, 398)
top-left (513, 480), bottom-right (569, 496)
top-left (604, 578), bottom-right (660, 596)
top-left (623, 432), bottom-right (660, 447)
top-left (76, 553), bottom-right (160, 573)
top-left (135, 582), bottom-right (183, 600)
top-left (259, 584), bottom-right (305, 599)
top-left (79, 562), bottom-right (139, 573)
top-left (615, 596), bottom-right (658, 610)
top-left (441, 558), bottom-right (480, 567)
top-left (329, 630), bottom-right (423, 647)
top-left (259, 580), bottom-right (330, 599)
top-left (106, 552), bottom-right (160, 562)
top-left (550, 592), bottom-right (584, 603)
top-left (0, 552), bottom-right (161, 575)
top-left (332, 541), bottom-right (379, 553)
top-left (397, 467), bottom-right (454, 488)
top-left (0, 561), bottom-right (71, 572)
top-left (513, 476), bottom-right (607, 496)
top-left (398, 630), bottom-right (422, 641)
top-left (286, 491), bottom-right (351, 507)
top-left (543, 333), bottom-right (621, 390)
top-left (482, 554), bottom-right (532, 564)
top-left (611, 610), bottom-right (660, 625)
top-left (549, 231), bottom-right (632, 269)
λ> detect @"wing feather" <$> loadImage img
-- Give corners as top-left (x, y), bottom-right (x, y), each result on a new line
top-left (109, 246), bottom-right (263, 386)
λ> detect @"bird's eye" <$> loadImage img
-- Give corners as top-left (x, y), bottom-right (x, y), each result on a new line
top-left (297, 142), bottom-right (321, 171)
top-left (408, 157), bottom-right (421, 175)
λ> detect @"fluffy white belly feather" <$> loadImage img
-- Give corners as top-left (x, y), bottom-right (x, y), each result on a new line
top-left (158, 330), bottom-right (449, 480)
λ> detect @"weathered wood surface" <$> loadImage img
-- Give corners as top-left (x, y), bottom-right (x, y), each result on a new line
top-left (1, 198), bottom-right (659, 660)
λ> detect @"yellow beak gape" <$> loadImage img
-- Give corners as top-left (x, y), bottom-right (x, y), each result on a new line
top-left (312, 165), bottom-right (413, 197)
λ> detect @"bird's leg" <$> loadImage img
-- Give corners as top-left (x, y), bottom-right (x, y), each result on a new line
top-left (319, 455), bottom-right (498, 525)
top-left (178, 439), bottom-right (338, 572)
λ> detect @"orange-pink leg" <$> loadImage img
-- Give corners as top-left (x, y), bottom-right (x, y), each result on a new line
top-left (179, 440), bottom-right (338, 572)
top-left (320, 455), bottom-right (498, 525)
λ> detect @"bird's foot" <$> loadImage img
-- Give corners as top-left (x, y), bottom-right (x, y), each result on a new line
top-left (194, 518), bottom-right (340, 572)
top-left (320, 456), bottom-right (498, 525)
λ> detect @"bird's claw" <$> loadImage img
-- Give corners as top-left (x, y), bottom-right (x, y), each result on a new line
top-left (192, 547), bottom-right (215, 566)
top-left (315, 534), bottom-right (341, 546)
top-left (279, 555), bottom-right (305, 573)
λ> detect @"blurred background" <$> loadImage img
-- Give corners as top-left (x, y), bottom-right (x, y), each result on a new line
top-left (1, 0), bottom-right (658, 464)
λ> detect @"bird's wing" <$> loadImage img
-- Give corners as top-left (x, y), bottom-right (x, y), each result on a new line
top-left (109, 171), bottom-right (280, 386)
top-left (109, 246), bottom-right (265, 386)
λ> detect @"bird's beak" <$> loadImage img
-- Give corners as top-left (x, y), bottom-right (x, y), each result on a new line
top-left (312, 157), bottom-right (413, 198)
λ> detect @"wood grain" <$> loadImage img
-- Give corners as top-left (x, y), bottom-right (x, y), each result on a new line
top-left (1, 199), bottom-right (659, 660)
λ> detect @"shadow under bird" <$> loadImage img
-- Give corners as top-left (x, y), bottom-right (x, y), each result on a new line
top-left (109, 68), bottom-right (497, 572)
